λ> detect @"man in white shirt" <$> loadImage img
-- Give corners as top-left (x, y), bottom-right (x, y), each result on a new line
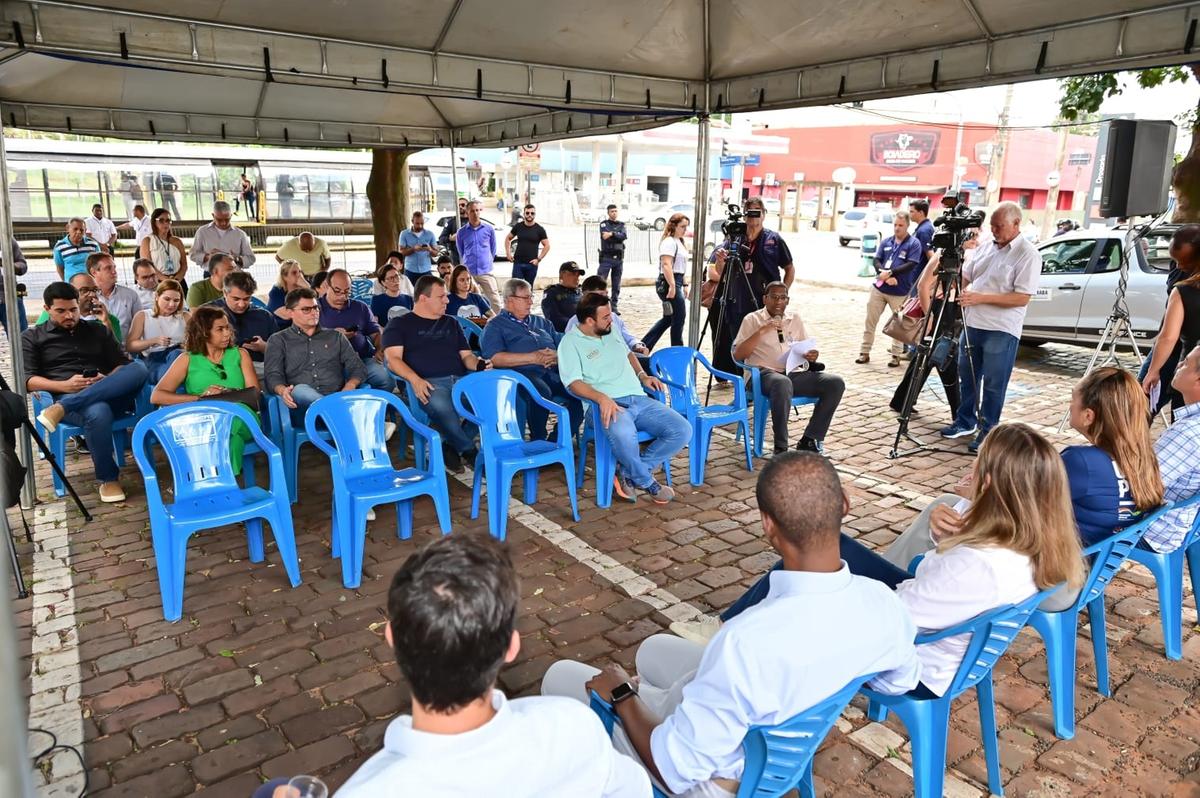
top-left (85, 203), bottom-right (118, 253)
top-left (939, 201), bottom-right (1040, 453)
top-left (87, 252), bottom-right (141, 339)
top-left (117, 204), bottom-right (152, 247)
top-left (274, 533), bottom-right (650, 798)
top-left (542, 453), bottom-right (920, 797)
top-left (188, 200), bottom-right (256, 269)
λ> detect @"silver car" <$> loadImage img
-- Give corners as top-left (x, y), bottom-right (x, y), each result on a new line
top-left (1021, 228), bottom-right (1175, 347)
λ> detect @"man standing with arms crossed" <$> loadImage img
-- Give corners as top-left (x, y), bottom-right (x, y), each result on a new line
top-left (456, 200), bottom-right (501, 311)
top-left (505, 204), bottom-right (551, 286)
top-left (598, 204), bottom-right (627, 314)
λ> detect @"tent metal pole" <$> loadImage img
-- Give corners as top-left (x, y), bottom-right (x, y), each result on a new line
top-left (0, 519), bottom-right (35, 798)
top-left (687, 116), bottom-right (711, 349)
top-left (0, 124), bottom-right (36, 507)
top-left (449, 139), bottom-right (462, 205)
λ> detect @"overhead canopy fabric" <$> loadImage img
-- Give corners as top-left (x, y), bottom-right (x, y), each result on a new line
top-left (0, 0), bottom-right (1196, 149)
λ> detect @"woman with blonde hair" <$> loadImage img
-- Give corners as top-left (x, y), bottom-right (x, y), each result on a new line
top-left (677, 424), bottom-right (1085, 697)
top-left (125, 279), bottom-right (188, 381)
top-left (268, 258), bottom-right (309, 320)
top-left (642, 212), bottom-right (690, 350)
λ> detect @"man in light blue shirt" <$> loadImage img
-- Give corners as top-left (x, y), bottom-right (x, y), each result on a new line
top-left (558, 293), bottom-right (690, 504)
top-left (1142, 344), bottom-right (1200, 553)
top-left (455, 200), bottom-right (500, 311)
top-left (398, 211), bottom-right (437, 276)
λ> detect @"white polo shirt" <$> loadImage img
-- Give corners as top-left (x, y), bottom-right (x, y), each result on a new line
top-left (961, 234), bottom-right (1040, 338)
top-left (85, 215), bottom-right (117, 246)
top-left (129, 213), bottom-right (153, 245)
top-left (335, 690), bottom-right (650, 798)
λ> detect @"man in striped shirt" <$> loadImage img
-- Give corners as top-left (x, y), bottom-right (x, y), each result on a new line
top-left (53, 218), bottom-right (102, 282)
top-left (1143, 344), bottom-right (1200, 552)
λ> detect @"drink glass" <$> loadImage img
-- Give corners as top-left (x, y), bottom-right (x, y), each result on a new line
top-left (287, 775), bottom-right (328, 798)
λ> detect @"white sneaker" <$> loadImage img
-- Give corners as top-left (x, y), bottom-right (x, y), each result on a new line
top-left (669, 617), bottom-right (723, 645)
top-left (384, 421), bottom-right (397, 441)
top-left (366, 508), bottom-right (376, 521)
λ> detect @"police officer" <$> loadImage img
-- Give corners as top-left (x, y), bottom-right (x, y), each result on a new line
top-left (597, 204), bottom-right (627, 313)
top-left (710, 196), bottom-right (795, 374)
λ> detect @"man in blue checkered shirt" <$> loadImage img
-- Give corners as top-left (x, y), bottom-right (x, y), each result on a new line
top-left (1143, 344), bottom-right (1200, 552)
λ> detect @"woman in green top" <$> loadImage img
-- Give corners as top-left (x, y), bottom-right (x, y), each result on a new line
top-left (151, 305), bottom-right (261, 475)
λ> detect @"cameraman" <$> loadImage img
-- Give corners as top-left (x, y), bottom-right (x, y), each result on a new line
top-left (940, 202), bottom-right (1040, 453)
top-left (710, 197), bottom-right (795, 374)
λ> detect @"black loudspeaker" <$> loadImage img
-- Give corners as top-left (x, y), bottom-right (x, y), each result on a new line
top-left (1099, 119), bottom-right (1177, 218)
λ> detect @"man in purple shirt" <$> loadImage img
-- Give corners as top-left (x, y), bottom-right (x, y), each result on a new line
top-left (319, 269), bottom-right (394, 391)
top-left (455, 200), bottom-right (500, 312)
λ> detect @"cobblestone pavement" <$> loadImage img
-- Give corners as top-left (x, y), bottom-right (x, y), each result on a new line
top-left (9, 281), bottom-right (1200, 797)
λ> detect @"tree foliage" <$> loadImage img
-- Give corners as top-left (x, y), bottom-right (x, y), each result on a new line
top-left (1059, 67), bottom-right (1196, 128)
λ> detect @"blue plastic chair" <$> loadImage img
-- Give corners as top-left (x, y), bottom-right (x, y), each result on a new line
top-left (304, 390), bottom-right (452, 589)
top-left (453, 315), bottom-right (485, 353)
top-left (590, 673), bottom-right (878, 798)
top-left (389, 368), bottom-right (437, 469)
top-left (650, 347), bottom-right (751, 486)
top-left (451, 371), bottom-right (579, 540)
top-left (131, 402), bottom-right (302, 622)
top-left (733, 356), bottom-right (818, 458)
top-left (32, 391), bottom-right (139, 497)
top-left (569, 387), bottom-right (676, 508)
top-left (1027, 505), bottom-right (1174, 739)
top-left (269, 394), bottom-right (336, 503)
top-left (1128, 493), bottom-right (1200, 660)
top-left (862, 586), bottom-right (1061, 798)
top-left (349, 277), bottom-right (374, 303)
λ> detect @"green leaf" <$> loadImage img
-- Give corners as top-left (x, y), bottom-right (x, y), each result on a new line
top-left (218, 649), bottom-right (235, 657)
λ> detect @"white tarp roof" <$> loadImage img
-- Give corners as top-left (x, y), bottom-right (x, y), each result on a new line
top-left (0, 0), bottom-right (1196, 149)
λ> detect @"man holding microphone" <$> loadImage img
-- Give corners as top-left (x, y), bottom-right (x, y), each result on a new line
top-left (733, 281), bottom-right (844, 456)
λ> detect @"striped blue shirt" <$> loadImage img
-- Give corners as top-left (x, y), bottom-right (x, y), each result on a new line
top-left (53, 235), bottom-right (102, 282)
top-left (1144, 401), bottom-right (1200, 552)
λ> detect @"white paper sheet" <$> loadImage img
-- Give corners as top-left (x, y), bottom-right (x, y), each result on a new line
top-left (784, 338), bottom-right (819, 373)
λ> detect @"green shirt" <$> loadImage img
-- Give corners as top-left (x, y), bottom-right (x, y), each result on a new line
top-left (187, 279), bottom-right (223, 309)
top-left (557, 327), bottom-right (643, 400)
top-left (35, 310), bottom-right (122, 341)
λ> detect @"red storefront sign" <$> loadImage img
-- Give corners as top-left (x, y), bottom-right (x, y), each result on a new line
top-left (869, 131), bottom-right (940, 171)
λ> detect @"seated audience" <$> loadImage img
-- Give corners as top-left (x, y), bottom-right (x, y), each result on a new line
top-left (274, 230), bottom-right (331, 277)
top-left (480, 278), bottom-right (582, 441)
top-left (384, 275), bottom-right (489, 473)
top-left (210, 270), bottom-right (277, 378)
top-left (264, 287), bottom-right (366, 423)
top-left (88, 252), bottom-right (141, 336)
top-left (542, 261), bottom-right (584, 333)
top-left (187, 253), bottom-right (235, 309)
top-left (151, 306), bottom-right (260, 476)
top-left (732, 281), bottom-right (845, 455)
top-left (261, 533), bottom-right (650, 798)
top-left (372, 251), bottom-right (415, 297)
top-left (125, 279), bottom-right (188, 381)
top-left (558, 293), bottom-right (690, 504)
top-left (371, 262), bottom-right (415, 323)
top-left (131, 258), bottom-right (160, 313)
top-left (268, 258), bottom-right (309, 318)
top-left (1142, 343), bottom-right (1200, 553)
top-left (565, 276), bottom-right (650, 358)
top-left (321, 269), bottom-right (395, 392)
top-left (24, 282), bottom-right (149, 503)
top-left (542, 453), bottom-right (920, 797)
top-left (446, 265), bottom-right (495, 321)
top-left (37, 272), bottom-right (124, 340)
top-left (673, 423), bottom-right (1086, 703)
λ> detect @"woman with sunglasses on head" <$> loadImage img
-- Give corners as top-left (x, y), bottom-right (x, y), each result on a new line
top-left (139, 207), bottom-right (188, 291)
top-left (151, 305), bottom-right (260, 475)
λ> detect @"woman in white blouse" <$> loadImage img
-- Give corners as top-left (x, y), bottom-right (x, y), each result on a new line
top-left (641, 213), bottom-right (689, 351)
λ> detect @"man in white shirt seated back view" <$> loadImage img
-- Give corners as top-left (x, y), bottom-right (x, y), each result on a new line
top-left (265, 533), bottom-right (650, 798)
top-left (541, 452), bottom-right (921, 797)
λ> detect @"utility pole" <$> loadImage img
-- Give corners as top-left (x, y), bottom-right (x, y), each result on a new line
top-left (984, 83), bottom-right (1015, 208)
top-left (1041, 127), bottom-right (1071, 240)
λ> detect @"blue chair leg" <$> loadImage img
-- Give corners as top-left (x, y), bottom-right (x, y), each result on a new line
top-left (1086, 596), bottom-right (1113, 696)
top-left (596, 442), bottom-right (614, 509)
top-left (866, 699), bottom-right (887, 723)
top-left (242, 453), bottom-right (257, 489)
top-left (397, 501), bottom-right (413, 541)
top-left (267, 503), bottom-right (302, 588)
top-left (752, 399), bottom-right (767, 458)
top-left (285, 438), bottom-right (300, 503)
top-left (1187, 541), bottom-right (1200, 618)
top-left (893, 698), bottom-right (951, 798)
top-left (1144, 551), bottom-right (1185, 660)
top-left (245, 517), bottom-right (266, 563)
top-left (690, 425), bottom-right (708, 487)
top-left (1029, 609), bottom-right (1079, 740)
top-left (346, 503), bottom-right (369, 589)
top-left (492, 466), bottom-right (516, 541)
top-left (51, 430), bottom-right (67, 497)
top-left (432, 480), bottom-right (453, 535)
top-left (798, 759), bottom-right (815, 798)
top-left (165, 527), bottom-right (190, 623)
top-left (150, 526), bottom-right (178, 623)
top-left (563, 456), bottom-right (581, 522)
top-left (523, 467), bottom-right (539, 505)
top-left (576, 434), bottom-right (590, 489)
top-left (976, 676), bottom-right (1004, 796)
top-left (470, 460), bottom-right (484, 520)
top-left (330, 501), bottom-right (342, 559)
top-left (738, 418), bottom-right (753, 471)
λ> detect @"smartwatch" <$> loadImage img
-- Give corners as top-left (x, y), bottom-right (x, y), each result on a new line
top-left (610, 681), bottom-right (638, 706)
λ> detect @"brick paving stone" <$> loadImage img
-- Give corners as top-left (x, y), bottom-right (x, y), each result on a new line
top-left (94, 638), bottom-right (178, 673)
top-left (1114, 672), bottom-right (1191, 718)
top-left (88, 679), bottom-right (165, 715)
top-left (261, 734), bottom-right (357, 780)
top-left (191, 729), bottom-right (289, 782)
top-left (1037, 728), bottom-right (1123, 783)
top-left (192, 772), bottom-right (265, 797)
top-left (354, 683), bottom-right (410, 720)
top-left (813, 740), bottom-right (874, 783)
top-left (85, 733), bottom-right (134, 768)
top-left (97, 693), bottom-right (182, 734)
top-left (221, 675), bottom-right (300, 717)
top-left (182, 669), bottom-right (256, 706)
top-left (91, 762), bottom-right (195, 798)
top-left (110, 739), bottom-right (196, 782)
top-left (131, 704), bottom-right (226, 747)
top-left (195, 714), bottom-right (269, 751)
top-left (281, 703), bottom-right (366, 747)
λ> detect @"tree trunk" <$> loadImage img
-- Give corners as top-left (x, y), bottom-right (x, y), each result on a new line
top-left (366, 148), bottom-right (414, 268)
top-left (1170, 64), bottom-right (1200, 223)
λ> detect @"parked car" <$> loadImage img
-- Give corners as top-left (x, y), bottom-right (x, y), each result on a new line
top-left (633, 202), bottom-right (719, 231)
top-left (1020, 227), bottom-right (1174, 347)
top-left (836, 207), bottom-right (893, 246)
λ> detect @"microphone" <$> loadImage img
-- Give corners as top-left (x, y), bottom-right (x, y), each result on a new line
top-left (777, 328), bottom-right (785, 345)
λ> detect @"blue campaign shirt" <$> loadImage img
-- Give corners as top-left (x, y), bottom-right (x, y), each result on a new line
top-left (318, 296), bottom-right (381, 358)
top-left (399, 228), bottom-right (437, 275)
top-left (447, 292), bottom-right (492, 319)
top-left (480, 311), bottom-right (561, 359)
top-left (372, 293), bottom-right (413, 324)
top-left (456, 223), bottom-right (496, 276)
top-left (873, 234), bottom-right (925, 296)
top-left (1061, 445), bottom-right (1137, 547)
top-left (913, 219), bottom-right (935, 265)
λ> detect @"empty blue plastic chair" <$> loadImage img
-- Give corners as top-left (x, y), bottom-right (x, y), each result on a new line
top-left (451, 371), bottom-right (579, 540)
top-left (349, 277), bottom-right (374, 303)
top-left (270, 394), bottom-right (336, 503)
top-left (862, 586), bottom-right (1061, 798)
top-left (569, 387), bottom-right (675, 508)
top-left (131, 402), bottom-right (301, 622)
top-left (651, 346), bottom-right (751, 485)
top-left (304, 389), bottom-right (452, 589)
top-left (590, 673), bottom-right (878, 798)
top-left (1128, 493), bottom-right (1200, 660)
top-left (453, 315), bottom-right (485, 353)
top-left (732, 356), bottom-right (818, 458)
top-left (1027, 505), bottom-right (1174, 739)
top-left (32, 391), bottom-right (139, 497)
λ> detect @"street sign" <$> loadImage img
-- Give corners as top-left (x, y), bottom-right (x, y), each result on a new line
top-left (961, 180), bottom-right (979, 189)
top-left (744, 154), bottom-right (761, 165)
top-left (720, 155), bottom-right (740, 166)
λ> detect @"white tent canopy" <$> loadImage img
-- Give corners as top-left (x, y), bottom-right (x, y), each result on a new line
top-left (0, 0), bottom-right (1196, 148)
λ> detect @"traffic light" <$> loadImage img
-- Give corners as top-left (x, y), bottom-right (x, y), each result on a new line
top-left (721, 140), bottom-right (729, 158)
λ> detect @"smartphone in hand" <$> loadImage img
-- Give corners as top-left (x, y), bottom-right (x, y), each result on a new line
top-left (82, 368), bottom-right (99, 378)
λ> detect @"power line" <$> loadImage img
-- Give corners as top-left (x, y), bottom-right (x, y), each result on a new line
top-left (836, 104), bottom-right (1104, 133)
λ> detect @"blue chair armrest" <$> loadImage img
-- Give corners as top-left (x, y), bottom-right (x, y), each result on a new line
top-left (388, 394), bottom-right (443, 453)
top-left (655, 376), bottom-right (689, 393)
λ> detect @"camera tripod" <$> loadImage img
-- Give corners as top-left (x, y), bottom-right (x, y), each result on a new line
top-left (698, 235), bottom-right (762, 404)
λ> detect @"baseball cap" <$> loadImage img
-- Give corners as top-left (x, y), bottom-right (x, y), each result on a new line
top-left (559, 262), bottom-right (585, 275)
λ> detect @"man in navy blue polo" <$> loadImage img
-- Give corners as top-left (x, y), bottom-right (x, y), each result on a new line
top-left (480, 278), bottom-right (583, 441)
top-left (319, 268), bottom-right (395, 392)
top-left (856, 212), bottom-right (924, 368)
top-left (909, 199), bottom-right (936, 267)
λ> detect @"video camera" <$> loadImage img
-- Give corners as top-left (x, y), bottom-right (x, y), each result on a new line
top-left (931, 192), bottom-right (985, 275)
top-left (721, 204), bottom-right (748, 240)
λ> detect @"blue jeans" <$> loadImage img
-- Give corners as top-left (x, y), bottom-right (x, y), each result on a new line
top-left (642, 274), bottom-right (686, 350)
top-left (513, 262), bottom-right (539, 285)
top-left (422, 375), bottom-right (477, 453)
top-left (0, 299), bottom-right (27, 338)
top-left (602, 394), bottom-right (691, 489)
top-left (362, 358), bottom-right (395, 392)
top-left (55, 360), bottom-right (149, 483)
top-left (951, 326), bottom-right (1019, 436)
top-left (598, 259), bottom-right (623, 310)
top-left (516, 366), bottom-right (583, 441)
top-left (287, 384), bottom-right (328, 425)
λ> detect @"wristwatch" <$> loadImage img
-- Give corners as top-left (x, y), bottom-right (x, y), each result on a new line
top-left (610, 681), bottom-right (638, 706)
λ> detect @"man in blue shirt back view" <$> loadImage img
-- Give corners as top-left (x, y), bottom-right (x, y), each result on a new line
top-left (856, 211), bottom-right (924, 368)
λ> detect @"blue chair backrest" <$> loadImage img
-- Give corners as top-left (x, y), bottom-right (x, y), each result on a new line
top-left (1076, 504), bottom-right (1174, 610)
top-left (133, 402), bottom-right (263, 499)
top-left (650, 346), bottom-right (700, 408)
top-left (305, 389), bottom-right (412, 478)
top-left (452, 370), bottom-right (532, 444)
top-left (928, 585), bottom-right (1061, 698)
top-left (1177, 492), bottom-right (1200, 550)
top-left (350, 278), bottom-right (374, 303)
top-left (453, 314), bottom-right (484, 342)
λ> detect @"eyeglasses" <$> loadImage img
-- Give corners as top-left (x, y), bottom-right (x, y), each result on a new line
top-left (328, 285), bottom-right (350, 296)
top-left (294, 304), bottom-right (320, 313)
top-left (766, 294), bottom-right (790, 302)
top-left (78, 287), bottom-right (98, 294)
top-left (511, 294), bottom-right (533, 303)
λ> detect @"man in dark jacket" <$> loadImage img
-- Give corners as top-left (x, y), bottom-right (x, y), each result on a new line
top-left (597, 205), bottom-right (627, 313)
top-left (541, 262), bottom-right (584, 333)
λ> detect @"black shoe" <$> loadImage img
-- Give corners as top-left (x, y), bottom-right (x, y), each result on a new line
top-left (71, 435), bottom-right (89, 454)
top-left (795, 436), bottom-right (823, 453)
top-left (443, 446), bottom-right (464, 474)
top-left (461, 447), bottom-right (479, 469)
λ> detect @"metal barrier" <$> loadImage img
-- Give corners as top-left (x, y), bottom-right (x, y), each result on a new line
top-left (580, 224), bottom-right (662, 271)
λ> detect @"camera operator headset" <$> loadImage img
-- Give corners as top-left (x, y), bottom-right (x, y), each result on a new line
top-left (710, 197), bottom-right (796, 374)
